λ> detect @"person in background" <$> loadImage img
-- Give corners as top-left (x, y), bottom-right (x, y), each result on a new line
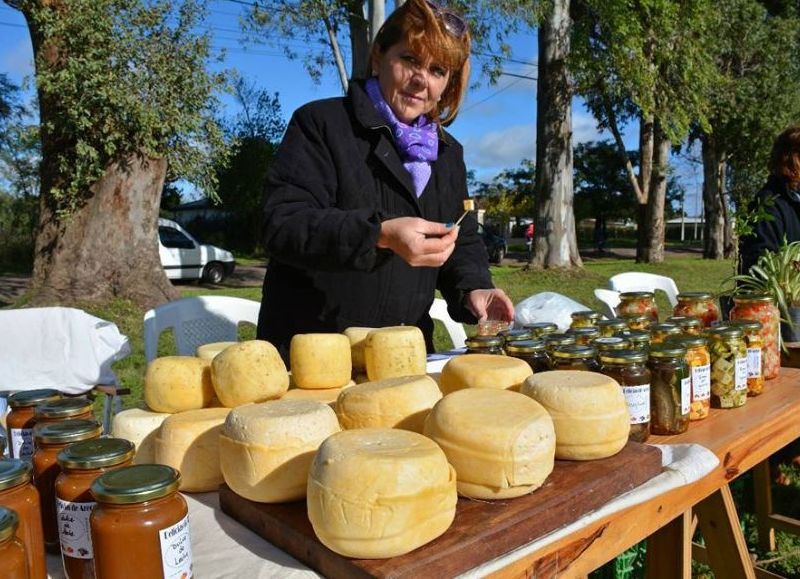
top-left (256, 0), bottom-right (514, 362)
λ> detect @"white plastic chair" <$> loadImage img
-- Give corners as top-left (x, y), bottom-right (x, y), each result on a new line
top-left (143, 296), bottom-right (261, 363)
top-left (609, 272), bottom-right (680, 307)
top-left (429, 298), bottom-right (468, 349)
top-left (594, 289), bottom-right (621, 319)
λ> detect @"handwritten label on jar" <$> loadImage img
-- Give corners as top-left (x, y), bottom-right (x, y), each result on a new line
top-left (10, 428), bottom-right (33, 460)
top-left (622, 384), bottom-right (650, 424)
top-left (735, 356), bottom-right (749, 391)
top-left (160, 514), bottom-right (193, 579)
top-left (691, 364), bottom-right (711, 401)
top-left (747, 348), bottom-right (762, 378)
top-left (681, 377), bottom-right (691, 415)
top-left (56, 499), bottom-right (95, 559)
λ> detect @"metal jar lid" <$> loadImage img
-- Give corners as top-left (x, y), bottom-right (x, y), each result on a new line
top-left (593, 337), bottom-right (631, 351)
top-left (650, 323), bottom-right (681, 335)
top-left (706, 326), bottom-right (744, 340)
top-left (571, 310), bottom-right (602, 322)
top-left (677, 291), bottom-right (714, 301)
top-left (523, 322), bottom-right (558, 336)
top-left (0, 506), bottom-right (19, 543)
top-left (91, 464), bottom-right (181, 505)
top-left (600, 349), bottom-right (648, 365)
top-left (620, 313), bottom-right (651, 323)
top-left (648, 344), bottom-right (687, 359)
top-left (667, 335), bottom-right (708, 349)
top-left (619, 330), bottom-right (651, 344)
top-left (498, 328), bottom-right (534, 342)
top-left (33, 420), bottom-right (102, 445)
top-left (0, 460), bottom-right (33, 491)
top-left (666, 316), bottom-right (702, 329)
top-left (597, 318), bottom-right (629, 331)
top-left (8, 389), bottom-right (61, 409)
top-left (543, 333), bottom-right (577, 347)
top-left (465, 335), bottom-right (504, 349)
top-left (552, 344), bottom-right (597, 359)
top-left (58, 438), bottom-right (135, 470)
top-left (568, 327), bottom-right (601, 339)
top-left (620, 291), bottom-right (655, 300)
top-left (34, 398), bottom-right (93, 419)
top-left (732, 293), bottom-right (774, 303)
top-left (505, 339), bottom-right (546, 354)
top-left (729, 319), bottom-right (763, 332)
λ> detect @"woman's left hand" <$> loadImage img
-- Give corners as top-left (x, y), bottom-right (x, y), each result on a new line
top-left (464, 289), bottom-right (515, 322)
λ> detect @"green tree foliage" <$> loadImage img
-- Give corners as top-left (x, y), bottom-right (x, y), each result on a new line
top-left (573, 141), bottom-right (636, 224)
top-left (474, 159), bottom-right (535, 229)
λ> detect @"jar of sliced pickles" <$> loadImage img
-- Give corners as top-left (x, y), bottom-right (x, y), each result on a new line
top-left (650, 323), bottom-right (682, 345)
top-left (597, 318), bottom-right (629, 337)
top-left (551, 345), bottom-right (600, 372)
top-left (523, 322), bottom-right (558, 338)
top-left (668, 335), bottom-right (711, 421)
top-left (666, 316), bottom-right (703, 336)
top-left (730, 294), bottom-right (780, 381)
top-left (567, 327), bottom-right (601, 346)
top-left (599, 350), bottom-right (651, 443)
top-left (505, 340), bottom-right (550, 373)
top-left (673, 292), bottom-right (720, 328)
top-left (543, 333), bottom-right (577, 356)
top-left (621, 314), bottom-right (652, 332)
top-left (619, 330), bottom-right (651, 352)
top-left (498, 328), bottom-right (533, 344)
top-left (593, 336), bottom-right (631, 353)
top-left (465, 336), bottom-right (504, 355)
top-left (570, 310), bottom-right (602, 329)
top-left (730, 320), bottom-right (764, 396)
top-left (618, 291), bottom-right (659, 322)
top-left (647, 345), bottom-right (690, 435)
top-left (705, 326), bottom-right (748, 409)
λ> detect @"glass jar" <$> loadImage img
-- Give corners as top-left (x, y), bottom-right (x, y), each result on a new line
top-left (551, 345), bottom-right (600, 372)
top-left (599, 350), bottom-right (651, 443)
top-left (618, 291), bottom-right (659, 322)
top-left (505, 340), bottom-right (550, 373)
top-left (0, 507), bottom-right (28, 579)
top-left (55, 438), bottom-right (135, 579)
top-left (543, 333), bottom-right (577, 356)
top-left (673, 292), bottom-right (721, 328)
top-left (91, 465), bottom-right (192, 579)
top-left (593, 337), bottom-right (631, 353)
top-left (570, 310), bottom-right (602, 329)
top-left (32, 420), bottom-right (102, 553)
top-left (523, 322), bottom-right (558, 338)
top-left (476, 320), bottom-right (511, 336)
top-left (34, 398), bottom-right (94, 425)
top-left (465, 335), bottom-right (504, 355)
top-left (666, 316), bottom-right (703, 336)
top-left (705, 326), bottom-right (748, 409)
top-left (647, 345), bottom-right (690, 435)
top-left (730, 294), bottom-right (780, 381)
top-left (498, 328), bottom-right (533, 344)
top-left (649, 323), bottom-right (682, 345)
top-left (0, 460), bottom-right (46, 579)
top-left (620, 314), bottom-right (652, 332)
top-left (667, 336), bottom-right (711, 421)
top-left (567, 327), bottom-right (601, 346)
top-left (619, 330), bottom-right (651, 353)
top-left (6, 390), bottom-right (61, 461)
top-left (596, 318), bottom-right (629, 337)
top-left (730, 320), bottom-right (765, 396)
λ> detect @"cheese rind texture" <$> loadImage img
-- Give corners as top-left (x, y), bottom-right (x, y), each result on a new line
top-left (343, 327), bottom-right (376, 373)
top-left (196, 341), bottom-right (236, 361)
top-left (220, 400), bottom-right (340, 503)
top-left (335, 375), bottom-right (442, 433)
top-left (521, 370), bottom-right (629, 460)
top-left (154, 407), bottom-right (231, 492)
top-left (290, 333), bottom-right (352, 389)
top-left (111, 407), bottom-right (171, 464)
top-left (439, 354), bottom-right (533, 395)
top-left (281, 384), bottom-right (352, 406)
top-left (364, 326), bottom-right (426, 381)
top-left (144, 356), bottom-right (215, 413)
top-left (210, 340), bottom-right (289, 407)
top-left (424, 388), bottom-right (555, 499)
top-left (307, 428), bottom-right (457, 558)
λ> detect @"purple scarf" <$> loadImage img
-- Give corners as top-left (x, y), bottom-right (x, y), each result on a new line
top-left (365, 77), bottom-right (438, 197)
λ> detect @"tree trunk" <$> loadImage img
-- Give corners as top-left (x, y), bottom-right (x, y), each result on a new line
top-left (640, 122), bottom-right (669, 263)
top-left (348, 0), bottom-right (371, 81)
top-left (701, 133), bottom-right (726, 260)
top-left (635, 113), bottom-right (654, 262)
top-left (531, 0), bottom-right (582, 269)
top-left (368, 0), bottom-right (385, 44)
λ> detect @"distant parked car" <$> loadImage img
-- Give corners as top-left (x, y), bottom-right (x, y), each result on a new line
top-left (158, 218), bottom-right (235, 283)
top-left (478, 223), bottom-right (507, 264)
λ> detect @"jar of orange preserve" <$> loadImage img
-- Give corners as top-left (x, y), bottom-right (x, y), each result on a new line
top-left (0, 459), bottom-right (46, 579)
top-left (0, 506), bottom-right (28, 579)
top-left (6, 390), bottom-right (61, 460)
top-left (34, 398), bottom-right (94, 426)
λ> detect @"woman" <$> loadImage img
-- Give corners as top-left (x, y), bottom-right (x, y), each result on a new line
top-left (256, 0), bottom-right (514, 361)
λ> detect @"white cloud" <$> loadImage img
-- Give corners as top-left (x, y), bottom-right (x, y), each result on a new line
top-left (463, 124), bottom-right (536, 171)
top-left (572, 109), bottom-right (605, 144)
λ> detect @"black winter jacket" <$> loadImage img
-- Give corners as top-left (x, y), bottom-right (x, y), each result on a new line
top-left (256, 81), bottom-right (494, 360)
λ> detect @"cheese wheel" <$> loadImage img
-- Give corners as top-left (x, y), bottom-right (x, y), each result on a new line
top-left (307, 428), bottom-right (457, 558)
top-left (343, 327), bottom-right (376, 372)
top-left (196, 341), bottom-right (236, 361)
top-left (424, 389), bottom-right (555, 499)
top-left (154, 407), bottom-right (231, 492)
top-left (144, 356), bottom-right (215, 413)
top-left (281, 382), bottom-right (355, 406)
top-left (211, 340), bottom-right (289, 407)
top-left (111, 407), bottom-right (171, 464)
top-left (521, 370), bottom-right (629, 460)
top-left (220, 400), bottom-right (340, 503)
top-left (290, 333), bottom-right (352, 389)
top-left (364, 326), bottom-right (426, 381)
top-left (335, 375), bottom-right (442, 433)
top-left (439, 354), bottom-right (533, 395)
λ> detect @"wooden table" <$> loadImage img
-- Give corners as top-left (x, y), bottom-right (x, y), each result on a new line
top-left (489, 367), bottom-right (800, 579)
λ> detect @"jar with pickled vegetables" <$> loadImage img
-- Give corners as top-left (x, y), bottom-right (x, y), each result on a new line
top-left (667, 336), bottom-right (711, 421)
top-left (730, 294), bottom-right (780, 381)
top-left (543, 333), bottom-right (576, 356)
top-left (465, 336), bottom-right (504, 355)
top-left (597, 318), bottom-right (629, 337)
top-left (505, 340), bottom-right (550, 373)
top-left (523, 322), bottom-right (558, 338)
top-left (673, 292), bottom-right (720, 328)
top-left (650, 323), bottom-right (682, 345)
top-left (551, 345), bottom-right (600, 372)
top-left (730, 320), bottom-right (764, 396)
top-left (705, 326), bottom-right (748, 408)
top-left (6, 389), bottom-right (61, 461)
top-left (567, 327), bottom-right (601, 346)
top-left (0, 506), bottom-right (27, 579)
top-left (593, 336), bottom-right (631, 353)
top-left (498, 328), bottom-right (533, 344)
top-left (647, 345), bottom-right (690, 435)
top-left (666, 316), bottom-right (703, 336)
top-left (618, 291), bottom-right (659, 322)
top-left (599, 350), bottom-right (651, 443)
top-left (619, 330), bottom-right (650, 352)
top-left (621, 314), bottom-right (652, 332)
top-left (476, 320), bottom-right (511, 336)
top-left (570, 310), bottom-right (602, 329)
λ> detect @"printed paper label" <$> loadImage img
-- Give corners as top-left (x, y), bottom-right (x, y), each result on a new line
top-left (160, 513), bottom-right (192, 579)
top-left (691, 364), bottom-right (711, 401)
top-left (56, 499), bottom-right (95, 559)
top-left (681, 377), bottom-right (691, 415)
top-left (10, 428), bottom-right (33, 460)
top-left (747, 348), bottom-right (762, 379)
top-left (735, 356), bottom-right (749, 391)
top-left (622, 384), bottom-right (650, 424)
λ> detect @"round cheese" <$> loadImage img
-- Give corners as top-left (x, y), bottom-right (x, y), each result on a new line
top-left (290, 333), bottom-right (352, 389)
top-left (307, 428), bottom-right (457, 558)
top-left (281, 382), bottom-right (355, 406)
top-left (364, 326), bottom-right (426, 381)
top-left (521, 370), bottom-right (629, 460)
top-left (211, 340), bottom-right (289, 407)
top-left (144, 356), bottom-right (215, 413)
top-left (335, 375), bottom-right (442, 433)
top-left (343, 327), bottom-right (376, 372)
top-left (154, 407), bottom-right (231, 492)
top-left (196, 341), bottom-right (236, 361)
top-left (220, 400), bottom-right (340, 503)
top-left (424, 389), bottom-right (555, 499)
top-left (111, 407), bottom-right (171, 464)
top-left (439, 354), bottom-right (533, 395)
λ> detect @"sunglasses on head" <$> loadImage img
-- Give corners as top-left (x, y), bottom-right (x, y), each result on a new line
top-left (425, 0), bottom-right (467, 39)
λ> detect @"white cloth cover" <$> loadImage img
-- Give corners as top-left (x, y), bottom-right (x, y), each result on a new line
top-left (0, 307), bottom-right (130, 395)
top-left (514, 292), bottom-right (590, 332)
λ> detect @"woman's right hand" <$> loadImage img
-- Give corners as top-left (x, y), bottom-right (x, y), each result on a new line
top-left (378, 217), bottom-right (459, 267)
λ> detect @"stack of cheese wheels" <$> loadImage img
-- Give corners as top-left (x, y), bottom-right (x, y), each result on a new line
top-left (364, 326), bottom-right (426, 381)
top-left (144, 356), bottom-right (215, 412)
top-left (284, 334), bottom-right (353, 404)
top-left (220, 400), bottom-right (340, 503)
top-left (211, 340), bottom-right (289, 407)
top-left (440, 354), bottom-right (533, 395)
top-left (343, 327), bottom-right (375, 382)
top-left (307, 428), bottom-right (457, 558)
top-left (196, 341), bottom-right (236, 361)
top-left (335, 375), bottom-right (442, 433)
top-left (154, 407), bottom-right (231, 492)
top-left (424, 389), bottom-right (555, 499)
top-left (521, 370), bottom-right (629, 460)
top-left (111, 407), bottom-right (171, 464)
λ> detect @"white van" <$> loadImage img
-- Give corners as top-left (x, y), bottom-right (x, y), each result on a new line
top-left (158, 218), bottom-right (235, 283)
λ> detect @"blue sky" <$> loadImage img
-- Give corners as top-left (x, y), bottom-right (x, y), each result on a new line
top-left (0, 0), bottom-right (703, 217)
